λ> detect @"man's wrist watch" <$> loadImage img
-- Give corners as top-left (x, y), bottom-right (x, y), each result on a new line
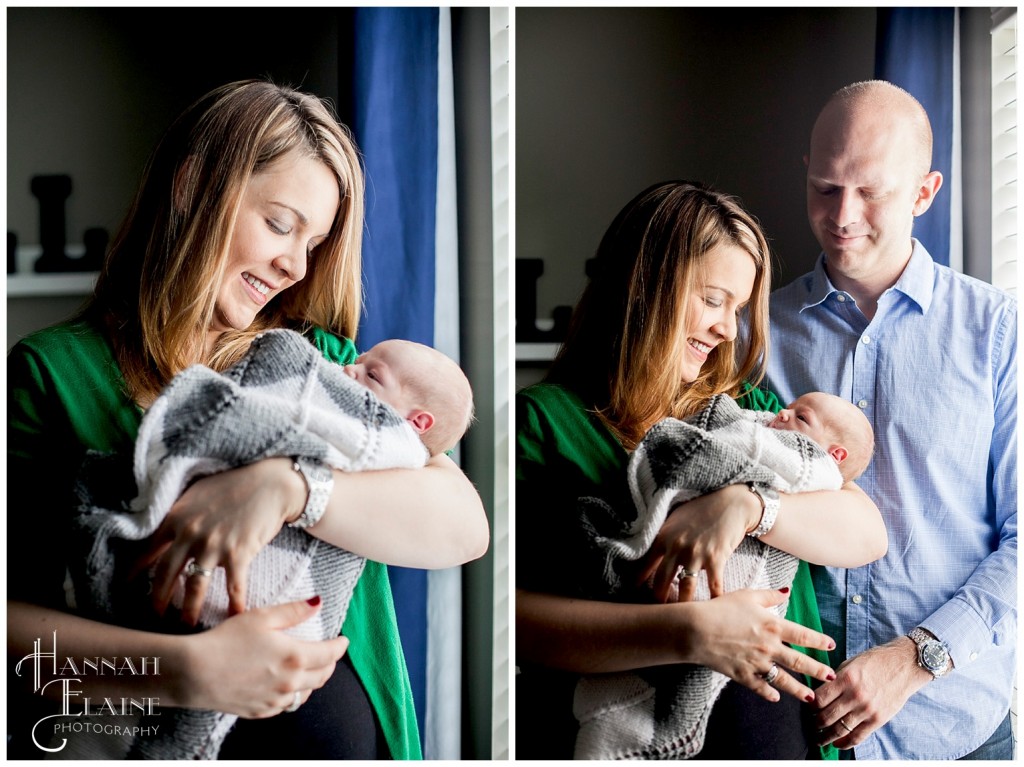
top-left (289, 456), bottom-right (333, 529)
top-left (746, 483), bottom-right (780, 538)
top-left (907, 627), bottom-right (951, 679)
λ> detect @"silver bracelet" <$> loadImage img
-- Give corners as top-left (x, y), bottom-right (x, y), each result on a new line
top-left (746, 483), bottom-right (780, 538)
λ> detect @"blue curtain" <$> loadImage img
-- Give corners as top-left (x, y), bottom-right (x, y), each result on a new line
top-left (352, 6), bottom-right (440, 745)
top-left (875, 8), bottom-right (956, 266)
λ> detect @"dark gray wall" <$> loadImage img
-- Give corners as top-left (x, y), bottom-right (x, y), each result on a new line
top-left (517, 8), bottom-right (877, 324)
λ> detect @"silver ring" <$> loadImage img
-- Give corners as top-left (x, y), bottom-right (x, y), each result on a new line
top-left (762, 663), bottom-right (780, 686)
top-left (838, 718), bottom-right (854, 734)
top-left (285, 690), bottom-right (301, 713)
top-left (676, 567), bottom-right (700, 580)
top-left (184, 561), bottom-right (214, 578)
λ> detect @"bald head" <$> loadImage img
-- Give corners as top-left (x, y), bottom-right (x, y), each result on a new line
top-left (812, 80), bottom-right (933, 179)
top-left (386, 340), bottom-right (475, 456)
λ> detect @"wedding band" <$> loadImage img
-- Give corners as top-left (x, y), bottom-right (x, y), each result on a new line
top-left (839, 718), bottom-right (854, 734)
top-left (676, 567), bottom-right (700, 580)
top-left (762, 663), bottom-right (780, 686)
top-left (286, 690), bottom-right (301, 713)
top-left (184, 561), bottom-right (214, 578)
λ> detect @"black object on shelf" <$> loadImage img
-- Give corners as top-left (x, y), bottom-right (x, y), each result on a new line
top-left (8, 231), bottom-right (16, 274)
top-left (30, 174), bottom-right (107, 273)
top-left (516, 258), bottom-right (572, 343)
top-left (31, 174), bottom-right (74, 273)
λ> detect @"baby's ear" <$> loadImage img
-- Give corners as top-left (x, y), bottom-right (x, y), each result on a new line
top-left (828, 445), bottom-right (848, 465)
top-left (407, 410), bottom-right (435, 435)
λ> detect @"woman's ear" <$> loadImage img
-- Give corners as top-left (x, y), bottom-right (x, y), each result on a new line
top-left (828, 445), bottom-right (849, 465)
top-left (407, 410), bottom-right (435, 435)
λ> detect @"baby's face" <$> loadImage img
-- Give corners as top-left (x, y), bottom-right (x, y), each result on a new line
top-left (342, 341), bottom-right (417, 415)
top-left (767, 392), bottom-right (839, 449)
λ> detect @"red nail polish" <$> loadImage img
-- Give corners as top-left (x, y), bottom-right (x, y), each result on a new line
top-left (826, 672), bottom-right (836, 681)
top-left (779, 587), bottom-right (790, 594)
top-left (307, 595), bottom-right (321, 607)
top-left (828, 640), bottom-right (836, 650)
top-left (805, 693), bottom-right (815, 703)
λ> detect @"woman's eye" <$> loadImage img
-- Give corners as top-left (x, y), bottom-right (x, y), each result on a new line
top-left (704, 297), bottom-right (722, 308)
top-left (267, 219), bottom-right (290, 235)
top-left (797, 414), bottom-right (808, 423)
top-left (367, 371), bottom-right (379, 382)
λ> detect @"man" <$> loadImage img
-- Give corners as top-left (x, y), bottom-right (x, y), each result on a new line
top-left (766, 80), bottom-right (1016, 759)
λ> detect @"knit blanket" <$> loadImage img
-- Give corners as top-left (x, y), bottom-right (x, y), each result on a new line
top-left (572, 394), bottom-right (842, 760)
top-left (66, 328), bottom-right (428, 760)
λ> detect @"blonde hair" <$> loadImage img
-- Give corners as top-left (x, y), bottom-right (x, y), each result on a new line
top-left (818, 395), bottom-right (875, 482)
top-left (87, 79), bottom-right (365, 403)
top-left (548, 181), bottom-right (772, 449)
top-left (398, 341), bottom-right (475, 456)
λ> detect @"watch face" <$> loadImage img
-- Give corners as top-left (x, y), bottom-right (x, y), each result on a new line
top-left (922, 641), bottom-right (948, 671)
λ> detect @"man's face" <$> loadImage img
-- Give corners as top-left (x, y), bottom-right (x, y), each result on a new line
top-left (805, 107), bottom-right (926, 288)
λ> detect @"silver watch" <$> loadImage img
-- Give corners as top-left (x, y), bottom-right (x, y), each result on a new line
top-left (290, 456), bottom-right (333, 529)
top-left (746, 483), bottom-right (780, 538)
top-left (907, 627), bottom-right (951, 679)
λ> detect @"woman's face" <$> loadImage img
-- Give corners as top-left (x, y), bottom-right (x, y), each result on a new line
top-left (209, 149), bottom-right (340, 340)
top-left (679, 242), bottom-right (757, 383)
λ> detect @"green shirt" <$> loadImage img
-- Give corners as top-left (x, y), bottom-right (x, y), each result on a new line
top-left (7, 320), bottom-right (422, 760)
top-left (515, 381), bottom-right (836, 760)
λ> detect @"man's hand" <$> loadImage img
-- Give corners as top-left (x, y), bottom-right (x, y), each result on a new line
top-left (812, 636), bottom-right (934, 749)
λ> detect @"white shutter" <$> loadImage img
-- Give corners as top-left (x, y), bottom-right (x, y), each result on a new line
top-left (489, 5), bottom-right (511, 761)
top-left (992, 10), bottom-right (1017, 296)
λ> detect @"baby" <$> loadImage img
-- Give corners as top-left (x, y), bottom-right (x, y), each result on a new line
top-left (67, 329), bottom-right (474, 759)
top-left (572, 391), bottom-right (875, 760)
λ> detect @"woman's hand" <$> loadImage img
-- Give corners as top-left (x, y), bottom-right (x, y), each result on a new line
top-left (181, 597), bottom-right (349, 718)
top-left (136, 458), bottom-right (303, 623)
top-left (682, 588), bottom-right (836, 704)
top-left (637, 484), bottom-right (761, 603)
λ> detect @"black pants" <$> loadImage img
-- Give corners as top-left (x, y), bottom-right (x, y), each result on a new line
top-left (218, 654), bottom-right (390, 760)
top-left (696, 680), bottom-right (814, 760)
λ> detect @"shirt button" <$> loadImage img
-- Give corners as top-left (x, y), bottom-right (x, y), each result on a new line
top-left (851, 594), bottom-right (863, 604)
top-left (862, 335), bottom-right (872, 344)
top-left (857, 400), bottom-right (868, 409)
top-left (837, 294), bottom-right (847, 302)
top-left (970, 652), bottom-right (979, 661)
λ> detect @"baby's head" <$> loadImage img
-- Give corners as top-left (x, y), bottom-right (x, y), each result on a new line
top-left (343, 339), bottom-right (474, 456)
top-left (767, 392), bottom-right (874, 481)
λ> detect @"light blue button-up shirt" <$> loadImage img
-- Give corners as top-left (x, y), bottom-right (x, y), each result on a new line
top-left (766, 240), bottom-right (1017, 760)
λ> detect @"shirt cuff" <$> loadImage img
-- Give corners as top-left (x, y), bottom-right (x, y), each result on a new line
top-left (920, 596), bottom-right (997, 670)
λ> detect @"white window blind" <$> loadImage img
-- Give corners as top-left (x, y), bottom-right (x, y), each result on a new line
top-left (489, 5), bottom-right (510, 761)
top-left (992, 10), bottom-right (1017, 296)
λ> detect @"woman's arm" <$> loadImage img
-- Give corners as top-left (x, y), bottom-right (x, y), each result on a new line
top-left (517, 587), bottom-right (837, 704)
top-left (143, 454), bottom-right (488, 621)
top-left (762, 481), bottom-right (887, 567)
top-left (304, 452), bottom-right (490, 568)
top-left (8, 599), bottom-right (347, 717)
top-left (640, 483), bottom-right (887, 603)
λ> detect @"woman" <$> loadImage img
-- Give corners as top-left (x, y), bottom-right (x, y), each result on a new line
top-left (8, 80), bottom-right (488, 760)
top-left (516, 181), bottom-right (886, 759)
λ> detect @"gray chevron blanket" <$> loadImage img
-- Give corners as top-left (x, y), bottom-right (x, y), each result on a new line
top-left (572, 394), bottom-right (842, 760)
top-left (66, 328), bottom-right (428, 760)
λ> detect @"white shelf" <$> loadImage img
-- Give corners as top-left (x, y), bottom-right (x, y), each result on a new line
top-left (7, 243), bottom-right (98, 297)
top-left (515, 342), bottom-right (560, 362)
top-left (7, 272), bottom-right (98, 297)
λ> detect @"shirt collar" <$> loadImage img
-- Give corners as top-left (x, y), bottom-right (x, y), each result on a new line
top-left (799, 238), bottom-right (935, 314)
